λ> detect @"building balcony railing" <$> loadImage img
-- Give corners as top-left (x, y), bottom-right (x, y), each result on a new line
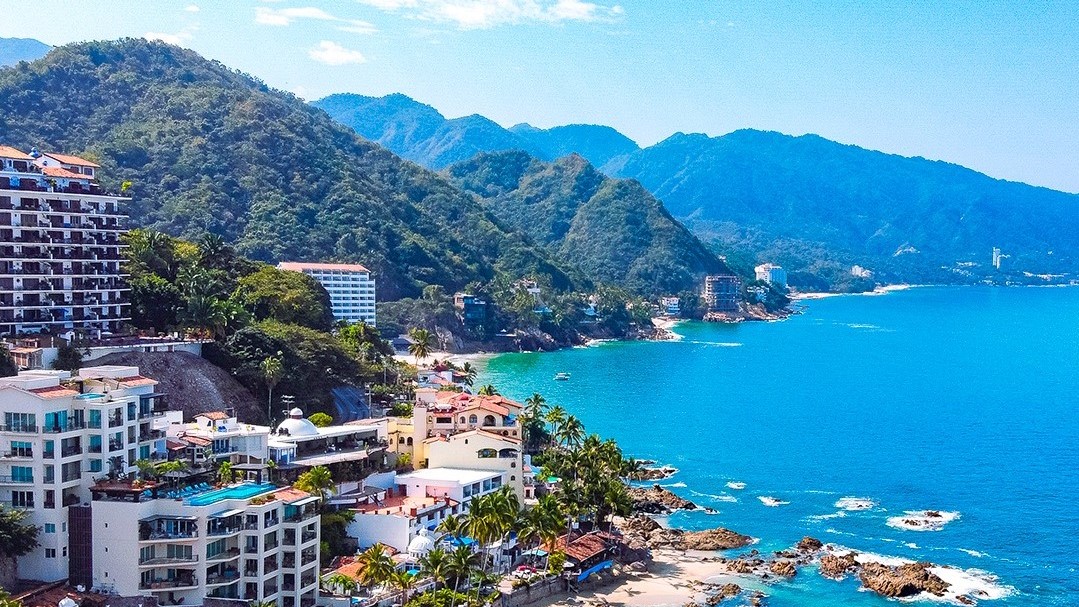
top-left (107, 416), bottom-right (124, 428)
top-left (87, 444), bottom-right (102, 453)
top-left (301, 530), bottom-right (317, 544)
top-left (0, 425), bottom-right (38, 433)
top-left (60, 445), bottom-right (83, 457)
top-left (206, 547), bottom-right (241, 562)
top-left (207, 526), bottom-right (242, 537)
top-left (139, 577), bottom-right (198, 590)
top-left (61, 470), bottom-right (82, 482)
top-left (9, 500), bottom-right (34, 508)
top-left (0, 476), bottom-right (34, 484)
top-left (108, 441), bottom-right (124, 451)
top-left (1, 449), bottom-right (33, 458)
top-left (139, 554), bottom-right (199, 566)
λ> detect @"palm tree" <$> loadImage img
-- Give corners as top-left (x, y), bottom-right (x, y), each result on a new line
top-left (0, 505), bottom-right (41, 588)
top-left (355, 544), bottom-right (395, 589)
top-left (418, 547), bottom-right (450, 589)
top-left (388, 568), bottom-right (419, 604)
top-left (524, 393), bottom-right (547, 420)
top-left (407, 327), bottom-right (434, 365)
top-left (476, 384), bottom-right (499, 396)
top-left (217, 460), bottom-right (238, 485)
top-left (460, 362), bottom-right (477, 387)
top-left (293, 465), bottom-right (334, 501)
top-left (445, 545), bottom-right (482, 607)
top-left (260, 353), bottom-right (283, 425)
top-left (322, 571), bottom-right (358, 596)
top-left (555, 415), bottom-right (585, 449)
top-left (264, 458), bottom-right (277, 484)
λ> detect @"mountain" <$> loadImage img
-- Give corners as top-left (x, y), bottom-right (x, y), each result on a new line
top-left (609, 130), bottom-right (1079, 284)
top-left (446, 151), bottom-right (729, 294)
top-left (0, 39), bottom-right (582, 299)
top-left (0, 37), bottom-right (50, 66)
top-left (313, 93), bottom-right (639, 170)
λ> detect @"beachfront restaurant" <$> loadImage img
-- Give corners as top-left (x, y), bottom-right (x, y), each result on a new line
top-left (557, 531), bottom-right (621, 583)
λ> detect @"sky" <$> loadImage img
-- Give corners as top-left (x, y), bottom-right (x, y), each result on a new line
top-left (2, 1), bottom-right (1077, 193)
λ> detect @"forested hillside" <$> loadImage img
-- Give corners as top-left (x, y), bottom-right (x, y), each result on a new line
top-left (446, 151), bottom-right (728, 294)
top-left (0, 39), bottom-right (580, 299)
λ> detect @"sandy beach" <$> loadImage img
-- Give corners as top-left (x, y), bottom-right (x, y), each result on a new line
top-left (530, 550), bottom-right (760, 607)
top-left (392, 351), bottom-right (494, 367)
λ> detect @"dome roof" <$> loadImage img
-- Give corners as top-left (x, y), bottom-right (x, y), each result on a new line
top-left (276, 410), bottom-right (319, 437)
top-left (408, 531), bottom-right (435, 556)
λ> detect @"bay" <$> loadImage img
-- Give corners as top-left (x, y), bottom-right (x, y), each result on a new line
top-left (480, 286), bottom-right (1079, 606)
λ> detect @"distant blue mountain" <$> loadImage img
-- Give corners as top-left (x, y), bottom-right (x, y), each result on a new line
top-left (0, 37), bottom-right (50, 67)
top-left (313, 93), bottom-right (639, 169)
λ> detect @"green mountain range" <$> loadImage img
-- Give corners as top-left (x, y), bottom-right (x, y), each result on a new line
top-left (0, 39), bottom-right (582, 299)
top-left (446, 151), bottom-right (729, 294)
top-left (0, 37), bottom-right (50, 67)
top-left (318, 92), bottom-right (1079, 287)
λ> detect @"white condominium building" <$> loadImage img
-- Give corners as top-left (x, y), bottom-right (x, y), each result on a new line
top-left (277, 262), bottom-right (376, 326)
top-left (0, 146), bottom-right (130, 337)
top-left (754, 263), bottom-right (788, 290)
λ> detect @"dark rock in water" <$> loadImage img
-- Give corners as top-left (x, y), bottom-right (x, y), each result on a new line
top-left (796, 536), bottom-right (824, 552)
top-left (769, 560), bottom-right (796, 578)
top-left (681, 528), bottom-right (754, 551)
top-left (705, 583), bottom-right (742, 605)
top-left (818, 553), bottom-right (859, 579)
top-left (628, 465), bottom-right (679, 481)
top-left (858, 561), bottom-right (950, 598)
top-left (616, 514), bottom-right (751, 551)
top-left (628, 484), bottom-right (698, 513)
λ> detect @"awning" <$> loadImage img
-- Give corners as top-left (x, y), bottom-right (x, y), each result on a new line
top-left (209, 508), bottom-right (244, 518)
top-left (288, 496), bottom-right (321, 507)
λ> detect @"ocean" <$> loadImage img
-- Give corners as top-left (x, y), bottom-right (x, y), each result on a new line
top-left (479, 286), bottom-right (1079, 606)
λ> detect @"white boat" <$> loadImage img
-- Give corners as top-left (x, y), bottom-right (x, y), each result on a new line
top-left (553, 372), bottom-right (571, 381)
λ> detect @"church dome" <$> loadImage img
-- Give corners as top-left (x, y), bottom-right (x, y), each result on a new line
top-left (276, 408), bottom-right (319, 437)
top-left (408, 530), bottom-right (435, 556)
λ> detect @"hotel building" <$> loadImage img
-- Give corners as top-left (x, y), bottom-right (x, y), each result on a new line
top-left (754, 263), bottom-right (788, 290)
top-left (277, 262), bottom-right (376, 326)
top-left (704, 274), bottom-right (742, 313)
top-left (0, 146), bottom-right (129, 337)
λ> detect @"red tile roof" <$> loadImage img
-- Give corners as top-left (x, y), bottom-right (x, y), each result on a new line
top-left (43, 152), bottom-right (100, 168)
top-left (199, 410), bottom-right (230, 421)
top-left (272, 487), bottom-right (311, 503)
top-left (40, 166), bottom-right (87, 180)
top-left (28, 385), bottom-right (80, 398)
top-left (278, 262), bottom-right (370, 273)
top-left (181, 435), bottom-right (211, 447)
top-left (118, 375), bottom-right (159, 387)
top-left (556, 531), bottom-right (618, 563)
top-left (0, 146), bottom-right (32, 160)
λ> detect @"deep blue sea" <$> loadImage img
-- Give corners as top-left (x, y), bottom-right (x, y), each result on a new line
top-left (480, 287), bottom-right (1079, 607)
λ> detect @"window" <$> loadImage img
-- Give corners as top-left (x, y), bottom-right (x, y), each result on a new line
top-left (9, 441), bottom-right (31, 457)
top-left (4, 412), bottom-right (35, 432)
top-left (44, 523), bottom-right (56, 533)
top-left (468, 415), bottom-right (478, 424)
top-left (11, 466), bottom-right (33, 483)
top-left (45, 549), bottom-right (56, 558)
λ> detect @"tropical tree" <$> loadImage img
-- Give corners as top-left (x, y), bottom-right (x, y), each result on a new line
top-left (294, 465), bottom-right (335, 500)
top-left (308, 412), bottom-right (333, 427)
top-left (217, 460), bottom-right (239, 485)
top-left (265, 458), bottom-right (277, 483)
top-left (388, 568), bottom-right (420, 604)
top-left (260, 353), bottom-right (283, 425)
top-left (418, 547), bottom-right (450, 589)
top-left (555, 415), bottom-right (585, 449)
top-left (355, 544), bottom-right (396, 589)
top-left (407, 327), bottom-right (434, 365)
top-left (476, 384), bottom-right (499, 397)
top-left (0, 505), bottom-right (41, 588)
top-left (459, 362), bottom-right (477, 387)
top-left (445, 545), bottom-right (482, 605)
top-left (322, 571), bottom-right (358, 596)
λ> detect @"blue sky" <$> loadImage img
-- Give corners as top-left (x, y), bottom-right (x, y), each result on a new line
top-left (3, 1), bottom-right (1077, 192)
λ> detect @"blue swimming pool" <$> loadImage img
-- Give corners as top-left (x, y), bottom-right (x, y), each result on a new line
top-left (187, 483), bottom-right (276, 506)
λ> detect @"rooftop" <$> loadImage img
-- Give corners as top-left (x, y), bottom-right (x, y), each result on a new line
top-left (353, 494), bottom-right (454, 516)
top-left (278, 261), bottom-right (370, 273)
top-left (42, 152), bottom-right (100, 168)
top-left (0, 145), bottom-right (34, 160)
top-left (396, 467), bottom-right (501, 485)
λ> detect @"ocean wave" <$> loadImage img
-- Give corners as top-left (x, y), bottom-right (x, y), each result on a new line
top-left (806, 511), bottom-right (847, 522)
top-left (660, 481), bottom-right (687, 488)
top-left (758, 496), bottom-right (789, 507)
top-left (827, 546), bottom-right (1015, 602)
top-left (956, 548), bottom-right (986, 558)
top-left (905, 542), bottom-right (919, 549)
top-left (689, 489), bottom-right (738, 503)
top-left (835, 496), bottom-right (877, 511)
top-left (685, 340), bottom-right (743, 347)
top-left (725, 481), bottom-right (746, 490)
top-left (886, 510), bottom-right (960, 532)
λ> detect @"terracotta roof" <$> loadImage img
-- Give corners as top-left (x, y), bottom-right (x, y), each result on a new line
top-left (556, 531), bottom-right (618, 563)
top-left (166, 439), bottom-right (187, 451)
top-left (43, 152), bottom-right (100, 167)
top-left (463, 428), bottom-right (521, 444)
top-left (272, 487), bottom-right (311, 503)
top-left (278, 261), bottom-right (370, 273)
top-left (0, 146), bottom-right (32, 160)
top-left (460, 401), bottom-right (511, 417)
top-left (118, 375), bottom-right (158, 387)
top-left (199, 410), bottom-right (230, 421)
top-left (423, 435), bottom-right (448, 444)
top-left (28, 385), bottom-right (80, 399)
top-left (181, 435), bottom-right (211, 447)
top-left (40, 166), bottom-right (87, 180)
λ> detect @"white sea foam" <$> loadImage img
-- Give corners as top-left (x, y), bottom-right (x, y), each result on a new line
top-left (825, 546), bottom-right (1014, 603)
top-left (956, 548), bottom-right (986, 558)
top-left (686, 340), bottom-right (743, 347)
top-left (905, 542), bottom-right (919, 549)
top-left (806, 511), bottom-right (846, 522)
top-left (661, 482), bottom-right (687, 488)
top-left (690, 490), bottom-right (738, 503)
top-left (725, 481), bottom-right (746, 490)
top-left (886, 510), bottom-right (960, 532)
top-left (835, 496), bottom-right (877, 511)
top-left (758, 496), bottom-right (789, 507)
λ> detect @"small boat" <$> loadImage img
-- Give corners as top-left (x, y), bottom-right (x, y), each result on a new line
top-left (553, 372), bottom-right (571, 381)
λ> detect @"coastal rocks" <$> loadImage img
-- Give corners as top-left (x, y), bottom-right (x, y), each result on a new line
top-left (818, 553), bottom-right (859, 579)
top-left (627, 465), bottom-right (679, 481)
top-left (628, 484), bottom-right (698, 513)
top-left (703, 583), bottom-right (742, 605)
top-left (858, 561), bottom-right (949, 598)
top-left (795, 536), bottom-right (823, 553)
top-left (681, 528), bottom-right (755, 551)
top-left (769, 560), bottom-right (796, 578)
top-left (886, 509), bottom-right (960, 532)
top-left (616, 515), bottom-right (752, 551)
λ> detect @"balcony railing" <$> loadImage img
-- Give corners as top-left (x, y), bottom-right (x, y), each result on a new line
top-left (139, 554), bottom-right (199, 566)
top-left (0, 425), bottom-right (38, 433)
top-left (61, 470), bottom-right (82, 482)
top-left (61, 445), bottom-right (82, 457)
top-left (2, 449), bottom-right (33, 458)
top-left (0, 475), bottom-right (34, 483)
top-left (139, 577), bottom-right (198, 590)
top-left (44, 421), bottom-right (87, 434)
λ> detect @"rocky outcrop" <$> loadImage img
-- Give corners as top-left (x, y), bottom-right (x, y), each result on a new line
top-left (704, 583), bottom-right (742, 605)
top-left (628, 465), bottom-right (678, 481)
top-left (795, 537), bottom-right (823, 553)
top-left (858, 561), bottom-right (949, 598)
top-left (818, 553), bottom-right (859, 579)
top-left (628, 484), bottom-right (697, 513)
top-left (616, 515), bottom-right (751, 551)
top-left (769, 560), bottom-right (796, 578)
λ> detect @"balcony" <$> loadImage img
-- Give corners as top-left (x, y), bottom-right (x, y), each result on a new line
top-left (206, 547), bottom-right (241, 562)
top-left (1, 448), bottom-right (33, 458)
top-left (61, 444), bottom-right (82, 457)
top-left (0, 425), bottom-right (38, 433)
top-left (44, 421), bottom-right (87, 434)
top-left (0, 475), bottom-right (34, 484)
top-left (107, 416), bottom-right (123, 428)
top-left (139, 554), bottom-right (199, 566)
top-left (140, 577), bottom-right (198, 590)
top-left (108, 441), bottom-right (123, 452)
top-left (207, 526), bottom-right (241, 537)
top-left (61, 470), bottom-right (81, 482)
top-left (301, 530), bottom-right (317, 544)
top-left (87, 444), bottom-right (102, 453)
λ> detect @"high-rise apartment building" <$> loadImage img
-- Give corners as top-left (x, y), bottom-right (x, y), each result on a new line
top-left (0, 146), bottom-right (129, 337)
top-left (277, 262), bottom-right (376, 326)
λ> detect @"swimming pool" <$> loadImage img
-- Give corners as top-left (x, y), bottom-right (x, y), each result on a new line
top-left (187, 483), bottom-right (276, 506)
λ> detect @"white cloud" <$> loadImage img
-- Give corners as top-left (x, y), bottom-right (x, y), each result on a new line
top-left (338, 19), bottom-right (379, 34)
top-left (144, 28), bottom-right (196, 46)
top-left (355, 0), bottom-right (624, 29)
top-left (308, 40), bottom-right (367, 65)
top-left (184, 4), bottom-right (200, 12)
top-left (255, 6), bottom-right (339, 26)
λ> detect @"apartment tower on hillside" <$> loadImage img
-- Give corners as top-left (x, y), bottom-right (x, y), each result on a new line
top-left (277, 262), bottom-right (376, 326)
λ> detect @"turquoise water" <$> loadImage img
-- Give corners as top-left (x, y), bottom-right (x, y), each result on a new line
top-left (481, 287), bottom-right (1079, 606)
top-left (187, 482), bottom-right (276, 506)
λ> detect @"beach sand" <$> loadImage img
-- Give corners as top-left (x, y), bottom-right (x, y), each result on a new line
top-left (392, 351), bottom-right (494, 367)
top-left (530, 550), bottom-right (757, 607)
